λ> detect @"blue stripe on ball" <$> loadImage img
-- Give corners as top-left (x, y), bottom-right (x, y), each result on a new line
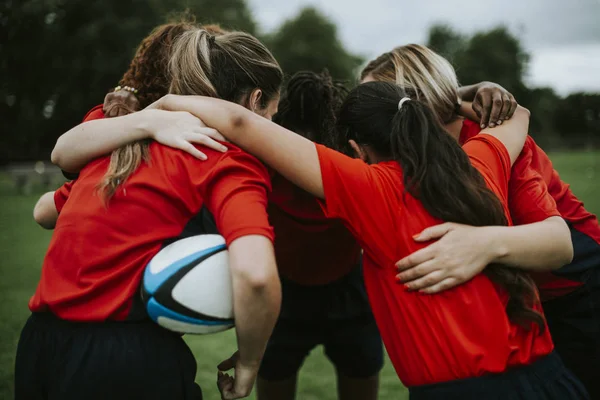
top-left (143, 243), bottom-right (227, 295)
top-left (146, 297), bottom-right (234, 326)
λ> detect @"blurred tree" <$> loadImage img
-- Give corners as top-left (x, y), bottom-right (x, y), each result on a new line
top-left (266, 7), bottom-right (363, 82)
top-left (1, 0), bottom-right (164, 164)
top-left (426, 24), bottom-right (466, 65)
top-left (161, 0), bottom-right (258, 35)
top-left (525, 87), bottom-right (561, 149)
top-left (455, 27), bottom-right (529, 99)
top-left (555, 93), bottom-right (600, 149)
top-left (0, 0), bottom-right (260, 164)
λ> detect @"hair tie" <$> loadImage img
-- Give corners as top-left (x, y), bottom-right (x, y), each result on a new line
top-left (398, 97), bottom-right (411, 110)
top-left (208, 35), bottom-right (217, 46)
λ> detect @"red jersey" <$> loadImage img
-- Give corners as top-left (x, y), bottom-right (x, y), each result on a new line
top-left (315, 135), bottom-right (553, 386)
top-left (30, 111), bottom-right (273, 321)
top-left (461, 119), bottom-right (600, 300)
top-left (268, 174), bottom-right (361, 285)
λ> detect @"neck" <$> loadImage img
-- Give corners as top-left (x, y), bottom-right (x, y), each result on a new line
top-left (444, 116), bottom-right (464, 142)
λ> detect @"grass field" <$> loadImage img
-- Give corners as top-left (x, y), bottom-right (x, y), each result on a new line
top-left (0, 151), bottom-right (598, 399)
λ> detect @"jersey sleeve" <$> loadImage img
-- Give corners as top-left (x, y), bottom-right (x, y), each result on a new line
top-left (202, 150), bottom-right (274, 246)
top-left (82, 104), bottom-right (105, 122)
top-left (462, 134), bottom-right (512, 206)
top-left (53, 181), bottom-right (75, 213)
top-left (508, 137), bottom-right (560, 224)
top-left (315, 144), bottom-right (389, 238)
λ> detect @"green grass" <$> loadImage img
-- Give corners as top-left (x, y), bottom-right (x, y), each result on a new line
top-left (0, 151), bottom-right (598, 399)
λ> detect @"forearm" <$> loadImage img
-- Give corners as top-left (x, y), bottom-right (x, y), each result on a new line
top-left (481, 106), bottom-right (530, 164)
top-left (486, 216), bottom-right (573, 270)
top-left (161, 95), bottom-right (324, 197)
top-left (229, 235), bottom-right (281, 367)
top-left (458, 101), bottom-right (479, 122)
top-left (161, 95), bottom-right (281, 156)
top-left (51, 111), bottom-right (151, 172)
top-left (457, 84), bottom-right (480, 102)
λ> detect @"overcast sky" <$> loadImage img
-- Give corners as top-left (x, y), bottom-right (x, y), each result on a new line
top-left (248, 0), bottom-right (600, 95)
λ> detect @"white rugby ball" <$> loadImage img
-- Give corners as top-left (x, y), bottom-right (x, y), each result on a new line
top-left (142, 234), bottom-right (235, 334)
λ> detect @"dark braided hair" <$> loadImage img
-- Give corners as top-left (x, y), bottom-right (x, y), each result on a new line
top-left (273, 70), bottom-right (348, 150)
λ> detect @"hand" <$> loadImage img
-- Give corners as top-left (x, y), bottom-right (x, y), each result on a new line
top-left (471, 82), bottom-right (518, 129)
top-left (217, 351), bottom-right (259, 400)
top-left (395, 223), bottom-right (497, 294)
top-left (144, 109), bottom-right (227, 160)
top-left (103, 90), bottom-right (141, 118)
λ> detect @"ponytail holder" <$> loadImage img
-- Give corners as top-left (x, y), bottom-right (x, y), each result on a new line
top-left (398, 97), bottom-right (411, 111)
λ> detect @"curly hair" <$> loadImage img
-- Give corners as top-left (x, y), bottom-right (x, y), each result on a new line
top-left (273, 70), bottom-right (348, 150)
top-left (118, 21), bottom-right (228, 108)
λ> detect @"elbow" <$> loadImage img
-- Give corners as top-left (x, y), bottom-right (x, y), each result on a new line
top-left (50, 147), bottom-right (60, 166)
top-left (226, 105), bottom-right (253, 138)
top-left (50, 138), bottom-right (65, 167)
top-left (33, 208), bottom-right (54, 230)
top-left (549, 217), bottom-right (574, 269)
top-left (51, 140), bottom-right (77, 173)
top-left (232, 262), bottom-right (279, 292)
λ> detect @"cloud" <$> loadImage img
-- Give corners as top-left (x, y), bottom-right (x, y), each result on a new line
top-left (528, 43), bottom-right (600, 95)
top-left (248, 0), bottom-right (600, 94)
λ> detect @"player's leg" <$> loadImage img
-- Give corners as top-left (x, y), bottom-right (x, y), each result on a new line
top-left (16, 313), bottom-right (202, 400)
top-left (543, 231), bottom-right (600, 399)
top-left (256, 375), bottom-right (299, 400)
top-left (325, 312), bottom-right (383, 400)
top-left (336, 370), bottom-right (380, 400)
top-left (257, 280), bottom-right (322, 400)
top-left (14, 314), bottom-right (45, 400)
top-left (323, 267), bottom-right (383, 400)
top-left (544, 284), bottom-right (600, 398)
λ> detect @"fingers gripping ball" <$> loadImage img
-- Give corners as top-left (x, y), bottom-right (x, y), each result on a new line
top-left (143, 234), bottom-right (235, 334)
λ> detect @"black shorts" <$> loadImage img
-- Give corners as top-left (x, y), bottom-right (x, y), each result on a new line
top-left (543, 229), bottom-right (600, 399)
top-left (15, 313), bottom-right (202, 400)
top-left (258, 265), bottom-right (384, 381)
top-left (409, 352), bottom-right (589, 400)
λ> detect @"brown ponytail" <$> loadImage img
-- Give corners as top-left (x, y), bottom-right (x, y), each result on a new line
top-left (337, 81), bottom-right (544, 332)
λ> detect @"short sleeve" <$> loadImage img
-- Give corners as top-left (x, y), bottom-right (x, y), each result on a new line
top-left (202, 149), bottom-right (274, 246)
top-left (508, 138), bottom-right (560, 224)
top-left (463, 134), bottom-right (511, 206)
top-left (315, 144), bottom-right (391, 239)
top-left (54, 181), bottom-right (75, 213)
top-left (316, 144), bottom-right (375, 217)
top-left (83, 105), bottom-right (105, 122)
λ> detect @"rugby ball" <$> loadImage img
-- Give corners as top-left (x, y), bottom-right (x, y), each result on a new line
top-left (142, 234), bottom-right (235, 334)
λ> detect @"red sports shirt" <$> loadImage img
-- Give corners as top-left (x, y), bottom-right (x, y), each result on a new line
top-left (315, 135), bottom-right (553, 386)
top-left (461, 119), bottom-right (600, 300)
top-left (268, 174), bottom-right (361, 285)
top-left (30, 114), bottom-right (273, 321)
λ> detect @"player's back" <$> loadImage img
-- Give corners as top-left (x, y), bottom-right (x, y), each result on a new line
top-left (314, 137), bottom-right (554, 386)
top-left (30, 142), bottom-right (272, 321)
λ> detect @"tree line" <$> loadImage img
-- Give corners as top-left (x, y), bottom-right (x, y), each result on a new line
top-left (1, 0), bottom-right (598, 164)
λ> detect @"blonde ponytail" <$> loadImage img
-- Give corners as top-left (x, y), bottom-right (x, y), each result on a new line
top-left (169, 30), bottom-right (219, 97)
top-left (362, 44), bottom-right (461, 124)
top-left (99, 27), bottom-right (282, 204)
